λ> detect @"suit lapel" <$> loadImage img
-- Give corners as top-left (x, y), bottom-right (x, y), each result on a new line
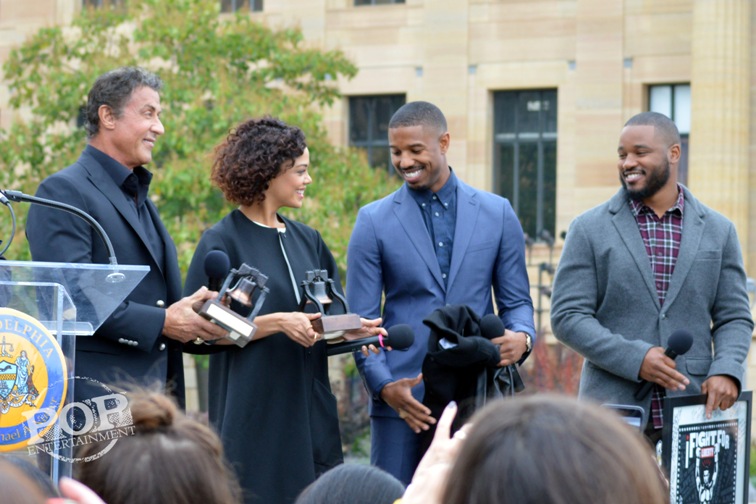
top-left (610, 194), bottom-right (660, 309)
top-left (664, 191), bottom-right (704, 308)
top-left (392, 185), bottom-right (445, 289)
top-left (447, 182), bottom-right (479, 291)
top-left (82, 154), bottom-right (165, 275)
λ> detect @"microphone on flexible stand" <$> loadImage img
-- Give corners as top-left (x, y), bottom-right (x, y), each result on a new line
top-left (326, 324), bottom-right (414, 357)
top-left (1, 189), bottom-right (125, 282)
top-left (634, 329), bottom-right (694, 400)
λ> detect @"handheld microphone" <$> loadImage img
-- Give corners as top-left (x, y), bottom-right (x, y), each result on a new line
top-left (479, 313), bottom-right (525, 395)
top-left (634, 329), bottom-right (694, 400)
top-left (326, 324), bottom-right (414, 357)
top-left (480, 313), bottom-right (504, 340)
top-left (204, 250), bottom-right (231, 291)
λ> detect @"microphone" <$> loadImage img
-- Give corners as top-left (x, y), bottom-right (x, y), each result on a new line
top-left (479, 313), bottom-right (525, 395)
top-left (480, 313), bottom-right (504, 340)
top-left (204, 250), bottom-right (231, 291)
top-left (326, 324), bottom-right (414, 357)
top-left (1, 189), bottom-right (124, 282)
top-left (634, 329), bottom-right (694, 400)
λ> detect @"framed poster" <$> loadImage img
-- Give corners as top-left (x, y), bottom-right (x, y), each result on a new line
top-left (662, 391), bottom-right (751, 504)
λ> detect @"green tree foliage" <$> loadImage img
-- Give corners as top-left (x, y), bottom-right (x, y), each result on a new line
top-left (0, 0), bottom-right (398, 273)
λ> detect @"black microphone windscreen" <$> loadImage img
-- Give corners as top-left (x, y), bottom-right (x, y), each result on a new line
top-left (386, 324), bottom-right (414, 350)
top-left (204, 250), bottom-right (230, 290)
top-left (480, 314), bottom-right (505, 340)
top-left (668, 329), bottom-right (693, 355)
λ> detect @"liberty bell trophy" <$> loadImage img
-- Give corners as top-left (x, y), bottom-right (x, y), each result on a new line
top-left (198, 263), bottom-right (269, 347)
top-left (299, 269), bottom-right (361, 342)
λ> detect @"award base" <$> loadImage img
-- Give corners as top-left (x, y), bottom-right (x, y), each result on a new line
top-left (313, 313), bottom-right (361, 341)
top-left (199, 299), bottom-right (257, 347)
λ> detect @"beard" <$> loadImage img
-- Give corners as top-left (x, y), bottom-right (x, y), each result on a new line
top-left (620, 157), bottom-right (671, 202)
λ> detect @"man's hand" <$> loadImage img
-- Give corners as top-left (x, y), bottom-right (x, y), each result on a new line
top-left (380, 373), bottom-right (436, 433)
top-left (163, 287), bottom-right (229, 343)
top-left (343, 317), bottom-right (387, 357)
top-left (701, 375), bottom-right (739, 419)
top-left (342, 317), bottom-right (386, 341)
top-left (491, 329), bottom-right (528, 366)
top-left (638, 347), bottom-right (689, 391)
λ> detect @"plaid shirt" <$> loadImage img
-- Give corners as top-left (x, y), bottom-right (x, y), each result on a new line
top-left (629, 185), bottom-right (685, 429)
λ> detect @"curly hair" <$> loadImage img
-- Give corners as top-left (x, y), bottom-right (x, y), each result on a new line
top-left (212, 117), bottom-right (307, 206)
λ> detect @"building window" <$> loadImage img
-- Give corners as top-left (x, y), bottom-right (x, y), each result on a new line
top-left (349, 94), bottom-right (405, 171)
top-left (354, 0), bottom-right (405, 5)
top-left (648, 84), bottom-right (690, 186)
top-left (82, 0), bottom-right (125, 8)
top-left (493, 89), bottom-right (557, 242)
top-left (221, 0), bottom-right (263, 12)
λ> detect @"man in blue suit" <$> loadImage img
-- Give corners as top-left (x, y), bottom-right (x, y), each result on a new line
top-left (347, 101), bottom-right (535, 483)
top-left (26, 67), bottom-right (227, 407)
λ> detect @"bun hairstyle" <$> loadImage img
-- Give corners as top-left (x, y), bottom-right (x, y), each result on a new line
top-left (77, 390), bottom-right (241, 504)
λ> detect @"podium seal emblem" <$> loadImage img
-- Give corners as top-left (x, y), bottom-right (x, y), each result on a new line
top-left (0, 307), bottom-right (67, 451)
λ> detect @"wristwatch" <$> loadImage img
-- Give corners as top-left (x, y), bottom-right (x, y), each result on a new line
top-left (524, 333), bottom-right (533, 353)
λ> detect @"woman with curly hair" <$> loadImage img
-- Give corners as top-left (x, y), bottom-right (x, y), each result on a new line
top-left (184, 117), bottom-right (384, 504)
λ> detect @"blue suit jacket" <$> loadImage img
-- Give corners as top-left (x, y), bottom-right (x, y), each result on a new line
top-left (347, 179), bottom-right (535, 418)
top-left (26, 148), bottom-right (185, 404)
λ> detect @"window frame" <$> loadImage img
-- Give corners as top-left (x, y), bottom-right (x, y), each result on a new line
top-left (354, 0), bottom-right (406, 6)
top-left (348, 94), bottom-right (406, 172)
top-left (492, 89), bottom-right (558, 242)
top-left (648, 83), bottom-right (690, 186)
top-left (220, 0), bottom-right (263, 13)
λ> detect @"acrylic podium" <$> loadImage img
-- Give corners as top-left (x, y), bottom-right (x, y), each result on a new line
top-left (0, 260), bottom-right (148, 481)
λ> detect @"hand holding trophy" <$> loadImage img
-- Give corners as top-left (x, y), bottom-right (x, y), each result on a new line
top-left (197, 263), bottom-right (269, 347)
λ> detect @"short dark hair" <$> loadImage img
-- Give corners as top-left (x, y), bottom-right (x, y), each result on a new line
top-left (211, 117), bottom-right (307, 206)
top-left (76, 391), bottom-right (241, 504)
top-left (624, 111), bottom-right (681, 147)
top-left (85, 67), bottom-right (163, 139)
top-left (388, 101), bottom-right (447, 134)
top-left (443, 395), bottom-right (669, 504)
top-left (295, 463), bottom-right (405, 504)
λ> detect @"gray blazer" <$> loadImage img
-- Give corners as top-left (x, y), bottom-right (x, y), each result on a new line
top-left (551, 187), bottom-right (753, 425)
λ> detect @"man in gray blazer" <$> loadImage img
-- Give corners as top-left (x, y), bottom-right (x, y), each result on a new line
top-left (26, 67), bottom-right (227, 407)
top-left (551, 111), bottom-right (753, 443)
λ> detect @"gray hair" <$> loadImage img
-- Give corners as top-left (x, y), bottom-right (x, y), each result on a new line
top-left (85, 67), bottom-right (163, 138)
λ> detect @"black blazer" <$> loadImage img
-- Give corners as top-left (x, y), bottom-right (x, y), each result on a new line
top-left (26, 147), bottom-right (185, 405)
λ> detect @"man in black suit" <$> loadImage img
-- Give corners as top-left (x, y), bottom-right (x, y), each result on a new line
top-left (26, 67), bottom-right (227, 406)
